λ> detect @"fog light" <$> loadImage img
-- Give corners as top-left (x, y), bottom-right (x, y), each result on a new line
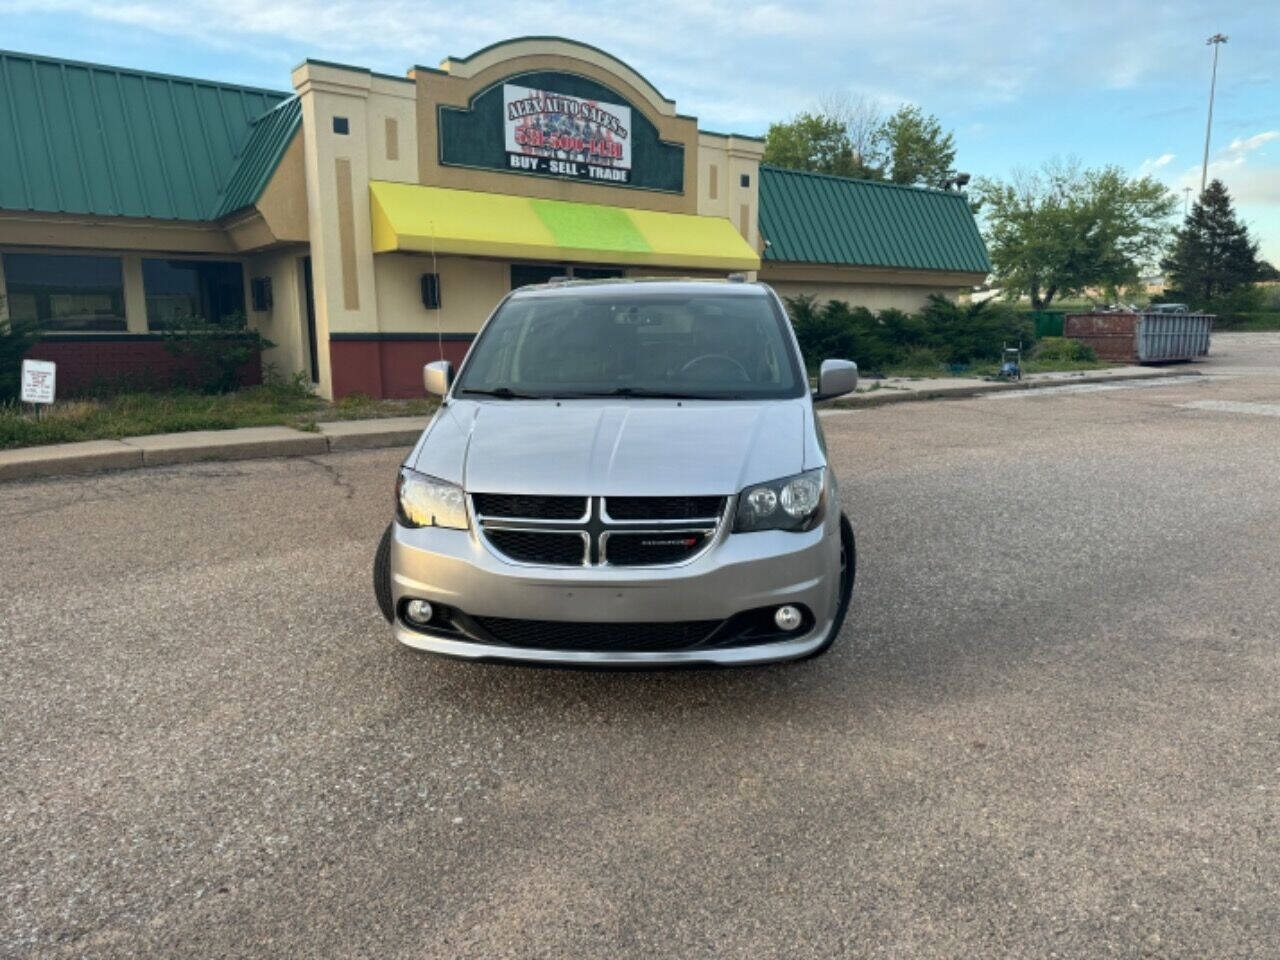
top-left (404, 599), bottom-right (434, 625)
top-left (774, 605), bottom-right (802, 631)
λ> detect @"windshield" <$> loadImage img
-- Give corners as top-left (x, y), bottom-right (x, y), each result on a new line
top-left (455, 290), bottom-right (804, 400)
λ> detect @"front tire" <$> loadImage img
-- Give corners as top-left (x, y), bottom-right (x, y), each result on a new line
top-left (800, 513), bottom-right (856, 660)
top-left (373, 523), bottom-right (394, 622)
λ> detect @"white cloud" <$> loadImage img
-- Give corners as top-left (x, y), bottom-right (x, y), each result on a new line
top-left (1222, 130), bottom-right (1280, 160)
top-left (0, 0), bottom-right (1261, 128)
top-left (1137, 153), bottom-right (1176, 175)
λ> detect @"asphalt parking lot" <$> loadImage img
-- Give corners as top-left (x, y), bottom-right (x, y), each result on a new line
top-left (3, 333), bottom-right (1278, 958)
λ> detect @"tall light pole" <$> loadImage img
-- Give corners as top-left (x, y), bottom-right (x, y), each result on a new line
top-left (1200, 33), bottom-right (1228, 194)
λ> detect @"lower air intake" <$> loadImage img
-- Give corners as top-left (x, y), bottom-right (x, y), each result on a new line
top-left (472, 616), bottom-right (723, 651)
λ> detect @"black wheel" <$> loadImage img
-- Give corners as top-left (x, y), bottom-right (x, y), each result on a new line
top-left (373, 523), bottom-right (394, 622)
top-left (800, 513), bottom-right (856, 660)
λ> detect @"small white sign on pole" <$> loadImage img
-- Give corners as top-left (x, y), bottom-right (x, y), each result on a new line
top-left (20, 359), bottom-right (57, 405)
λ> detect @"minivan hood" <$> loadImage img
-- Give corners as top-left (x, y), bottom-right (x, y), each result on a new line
top-left (412, 399), bottom-right (808, 496)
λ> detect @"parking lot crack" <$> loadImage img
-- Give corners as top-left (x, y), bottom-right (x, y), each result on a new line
top-left (301, 456), bottom-right (356, 500)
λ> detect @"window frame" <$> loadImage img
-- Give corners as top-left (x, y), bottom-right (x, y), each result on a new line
top-left (141, 257), bottom-right (247, 332)
top-left (0, 251), bottom-right (127, 333)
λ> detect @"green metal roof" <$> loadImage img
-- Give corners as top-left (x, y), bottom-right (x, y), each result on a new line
top-left (0, 50), bottom-right (291, 221)
top-left (759, 165), bottom-right (991, 275)
top-left (212, 96), bottom-right (301, 218)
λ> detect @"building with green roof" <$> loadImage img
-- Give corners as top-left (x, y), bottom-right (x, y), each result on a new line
top-left (0, 39), bottom-right (988, 399)
top-left (757, 165), bottom-right (991, 311)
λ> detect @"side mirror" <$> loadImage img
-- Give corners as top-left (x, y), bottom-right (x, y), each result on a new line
top-left (423, 360), bottom-right (454, 397)
top-left (814, 359), bottom-right (858, 401)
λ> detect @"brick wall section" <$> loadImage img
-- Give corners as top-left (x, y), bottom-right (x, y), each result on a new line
top-left (330, 337), bottom-right (472, 399)
top-left (25, 338), bottom-right (262, 394)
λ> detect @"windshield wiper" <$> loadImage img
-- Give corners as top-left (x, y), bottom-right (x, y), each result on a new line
top-left (556, 387), bottom-right (739, 400)
top-left (458, 387), bottom-right (542, 400)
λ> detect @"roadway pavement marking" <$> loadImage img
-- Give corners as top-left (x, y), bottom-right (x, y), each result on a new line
top-left (980, 375), bottom-right (1214, 399)
top-left (1178, 399), bottom-right (1280, 417)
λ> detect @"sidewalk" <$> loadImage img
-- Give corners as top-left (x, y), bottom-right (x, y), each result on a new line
top-left (1, 365), bottom-right (1203, 482)
top-left (826, 364), bottom-right (1200, 408)
top-left (0, 415), bottom-right (430, 482)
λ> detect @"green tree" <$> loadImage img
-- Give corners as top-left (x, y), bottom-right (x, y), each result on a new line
top-left (974, 159), bottom-right (1176, 309)
top-left (881, 105), bottom-right (955, 187)
top-left (1161, 179), bottom-right (1262, 303)
top-left (762, 112), bottom-right (860, 177)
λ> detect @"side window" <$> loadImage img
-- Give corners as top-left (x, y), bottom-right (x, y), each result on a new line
top-left (142, 259), bottom-right (245, 330)
top-left (510, 264), bottom-right (562, 290)
top-left (2, 253), bottom-right (126, 331)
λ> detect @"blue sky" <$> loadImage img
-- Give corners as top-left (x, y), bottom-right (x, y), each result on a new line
top-left (3, 0), bottom-right (1277, 263)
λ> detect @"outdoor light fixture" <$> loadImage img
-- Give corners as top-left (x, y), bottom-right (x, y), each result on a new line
top-left (944, 172), bottom-right (971, 191)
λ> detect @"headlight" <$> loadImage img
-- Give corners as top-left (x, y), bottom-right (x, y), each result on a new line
top-left (733, 468), bottom-right (825, 532)
top-left (396, 468), bottom-right (468, 530)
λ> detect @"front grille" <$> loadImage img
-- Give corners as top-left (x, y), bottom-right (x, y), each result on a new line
top-left (485, 530), bottom-right (585, 565)
top-left (472, 616), bottom-right (723, 651)
top-left (472, 493), bottom-right (586, 520)
top-left (605, 496), bottom-right (724, 521)
top-left (605, 531), bottom-right (709, 566)
top-left (475, 494), bottom-right (725, 568)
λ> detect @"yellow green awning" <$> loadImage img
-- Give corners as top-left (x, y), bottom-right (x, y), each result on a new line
top-left (369, 181), bottom-right (760, 272)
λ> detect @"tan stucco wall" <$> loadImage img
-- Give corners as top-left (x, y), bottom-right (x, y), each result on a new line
top-left (373, 253), bottom-right (508, 334)
top-left (760, 263), bottom-right (985, 313)
top-left (0, 212), bottom-right (233, 254)
top-left (253, 133), bottom-right (311, 243)
top-left (366, 76), bottom-right (421, 185)
top-left (246, 247), bottom-right (310, 380)
top-left (439, 39), bottom-right (679, 118)
top-left (763, 280), bottom-right (962, 313)
top-left (696, 133), bottom-right (763, 254)
top-left (413, 42), bottom-right (700, 214)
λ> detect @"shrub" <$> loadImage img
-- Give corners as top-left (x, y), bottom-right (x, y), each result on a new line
top-left (1205, 284), bottom-right (1266, 328)
top-left (892, 346), bottom-right (947, 372)
top-left (1033, 337), bottom-right (1097, 363)
top-left (161, 310), bottom-right (273, 393)
top-left (786, 293), bottom-right (1036, 375)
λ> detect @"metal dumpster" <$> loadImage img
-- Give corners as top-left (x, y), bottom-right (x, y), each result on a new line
top-left (1064, 312), bottom-right (1213, 363)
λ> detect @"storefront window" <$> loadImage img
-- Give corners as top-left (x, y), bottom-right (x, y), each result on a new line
top-left (2, 253), bottom-right (126, 332)
top-left (510, 265), bottom-right (624, 289)
top-left (142, 259), bottom-right (245, 330)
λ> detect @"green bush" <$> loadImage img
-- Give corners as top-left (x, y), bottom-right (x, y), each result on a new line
top-left (1204, 285), bottom-right (1266, 328)
top-left (1033, 337), bottom-right (1097, 363)
top-left (785, 293), bottom-right (1036, 375)
top-left (161, 310), bottom-right (272, 393)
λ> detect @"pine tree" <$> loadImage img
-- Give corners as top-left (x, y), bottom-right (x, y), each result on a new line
top-left (1161, 179), bottom-right (1261, 302)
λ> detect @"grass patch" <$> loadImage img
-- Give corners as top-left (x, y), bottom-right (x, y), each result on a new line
top-left (1216, 311), bottom-right (1280, 332)
top-left (0, 385), bottom-right (437, 451)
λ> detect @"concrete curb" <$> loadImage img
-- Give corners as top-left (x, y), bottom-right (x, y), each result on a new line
top-left (823, 368), bottom-right (1202, 410)
top-left (0, 416), bottom-right (432, 483)
top-left (317, 416), bottom-right (431, 452)
top-left (0, 439), bottom-right (143, 481)
top-left (122, 426), bottom-right (330, 466)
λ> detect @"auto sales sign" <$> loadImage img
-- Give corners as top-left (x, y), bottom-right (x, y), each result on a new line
top-left (504, 84), bottom-right (632, 183)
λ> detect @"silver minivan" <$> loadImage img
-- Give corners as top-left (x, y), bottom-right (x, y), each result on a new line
top-left (373, 278), bottom-right (858, 666)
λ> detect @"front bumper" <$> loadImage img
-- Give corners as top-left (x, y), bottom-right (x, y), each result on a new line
top-left (389, 512), bottom-right (842, 666)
